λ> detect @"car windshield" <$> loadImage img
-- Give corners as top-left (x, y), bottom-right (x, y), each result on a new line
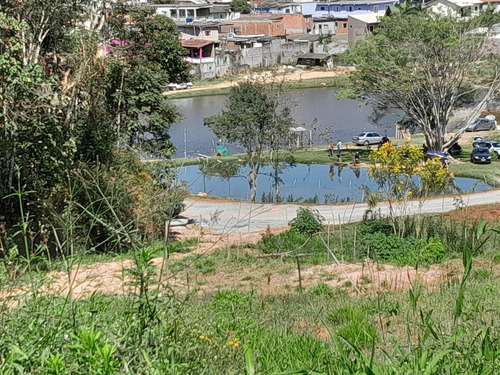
top-left (358, 133), bottom-right (367, 137)
top-left (475, 148), bottom-right (490, 153)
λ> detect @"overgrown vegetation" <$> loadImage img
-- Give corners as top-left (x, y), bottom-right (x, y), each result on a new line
top-left (0, 2), bottom-right (190, 259)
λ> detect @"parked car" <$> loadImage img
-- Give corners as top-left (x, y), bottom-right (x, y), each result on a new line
top-left (352, 132), bottom-right (384, 146)
top-left (167, 82), bottom-right (193, 91)
top-left (466, 118), bottom-right (497, 132)
top-left (470, 147), bottom-right (492, 164)
top-left (472, 140), bottom-right (500, 157)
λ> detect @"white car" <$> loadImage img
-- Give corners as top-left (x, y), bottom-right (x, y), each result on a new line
top-left (167, 82), bottom-right (193, 91)
top-left (352, 132), bottom-right (384, 146)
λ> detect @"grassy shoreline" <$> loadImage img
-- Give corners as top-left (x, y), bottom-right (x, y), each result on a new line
top-left (166, 75), bottom-right (343, 99)
top-left (160, 134), bottom-right (500, 187)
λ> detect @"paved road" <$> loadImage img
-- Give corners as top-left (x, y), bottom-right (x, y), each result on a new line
top-left (183, 189), bottom-right (500, 234)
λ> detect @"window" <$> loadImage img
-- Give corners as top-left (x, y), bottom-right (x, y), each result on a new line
top-left (369, 25), bottom-right (374, 32)
top-left (373, 6), bottom-right (379, 13)
top-left (320, 6), bottom-right (325, 11)
top-left (334, 6), bottom-right (340, 11)
top-left (324, 24), bottom-right (329, 29)
top-left (347, 6), bottom-right (353, 12)
top-left (357, 7), bottom-right (361, 10)
top-left (171, 9), bottom-right (177, 17)
top-left (204, 30), bottom-right (211, 36)
top-left (179, 9), bottom-right (186, 17)
top-left (343, 22), bottom-right (347, 28)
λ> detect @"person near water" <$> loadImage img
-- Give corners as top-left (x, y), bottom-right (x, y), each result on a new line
top-left (336, 140), bottom-right (342, 157)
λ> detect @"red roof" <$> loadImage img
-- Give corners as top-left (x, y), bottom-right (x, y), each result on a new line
top-left (181, 39), bottom-right (214, 48)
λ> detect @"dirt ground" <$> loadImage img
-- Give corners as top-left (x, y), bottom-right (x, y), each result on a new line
top-left (2, 208), bottom-right (499, 307)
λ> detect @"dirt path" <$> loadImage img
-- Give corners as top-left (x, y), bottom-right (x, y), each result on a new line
top-left (163, 66), bottom-right (354, 95)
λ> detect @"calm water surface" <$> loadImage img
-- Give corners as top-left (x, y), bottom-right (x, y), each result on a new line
top-left (169, 88), bottom-right (399, 158)
top-left (177, 164), bottom-right (491, 203)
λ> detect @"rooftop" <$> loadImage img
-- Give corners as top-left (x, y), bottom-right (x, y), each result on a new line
top-left (181, 38), bottom-right (215, 48)
top-left (348, 13), bottom-right (383, 23)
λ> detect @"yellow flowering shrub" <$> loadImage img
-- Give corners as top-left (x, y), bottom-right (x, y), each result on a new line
top-left (369, 141), bottom-right (448, 200)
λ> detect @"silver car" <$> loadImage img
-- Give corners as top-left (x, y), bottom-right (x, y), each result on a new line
top-left (466, 118), bottom-right (497, 132)
top-left (352, 132), bottom-right (383, 146)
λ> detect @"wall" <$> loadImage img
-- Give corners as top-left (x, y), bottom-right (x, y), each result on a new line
top-left (336, 19), bottom-right (348, 34)
top-left (348, 17), bottom-right (368, 42)
top-left (189, 39), bottom-right (347, 79)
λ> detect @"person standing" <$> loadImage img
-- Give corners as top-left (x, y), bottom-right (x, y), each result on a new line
top-left (336, 140), bottom-right (342, 158)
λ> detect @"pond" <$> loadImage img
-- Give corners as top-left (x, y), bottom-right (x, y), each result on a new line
top-left (177, 163), bottom-right (491, 203)
top-left (169, 87), bottom-right (400, 158)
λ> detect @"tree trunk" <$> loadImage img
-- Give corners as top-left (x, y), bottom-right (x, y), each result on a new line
top-left (248, 162), bottom-right (260, 202)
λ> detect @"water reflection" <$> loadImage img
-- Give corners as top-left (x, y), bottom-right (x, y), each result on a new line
top-left (177, 163), bottom-right (491, 203)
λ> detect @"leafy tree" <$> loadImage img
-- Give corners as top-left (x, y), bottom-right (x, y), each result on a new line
top-left (231, 0), bottom-right (252, 14)
top-left (343, 11), bottom-right (500, 151)
top-left (0, 3), bottom-right (191, 251)
top-left (105, 7), bottom-right (190, 156)
top-left (0, 14), bottom-right (74, 226)
top-left (204, 81), bottom-right (293, 202)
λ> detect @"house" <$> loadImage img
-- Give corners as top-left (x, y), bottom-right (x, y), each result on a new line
top-left (176, 21), bottom-right (224, 41)
top-left (301, 0), bottom-right (397, 18)
top-left (151, 1), bottom-right (233, 22)
top-left (348, 13), bottom-right (382, 42)
top-left (221, 14), bottom-right (312, 37)
top-left (181, 38), bottom-right (215, 64)
top-left (221, 16), bottom-right (287, 37)
top-left (254, 0), bottom-right (304, 14)
top-left (312, 16), bottom-right (349, 35)
top-left (312, 17), bottom-right (337, 35)
top-left (427, 0), bottom-right (484, 17)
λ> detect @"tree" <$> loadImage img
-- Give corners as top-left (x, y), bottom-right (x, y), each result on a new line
top-left (204, 81), bottom-right (293, 202)
top-left (343, 11), bottom-right (500, 151)
top-left (368, 142), bottom-right (449, 236)
top-left (105, 7), bottom-right (191, 156)
top-left (0, 2), bottom-right (191, 249)
top-left (231, 0), bottom-right (252, 14)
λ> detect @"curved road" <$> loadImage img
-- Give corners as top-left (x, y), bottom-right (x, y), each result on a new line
top-left (183, 189), bottom-right (500, 234)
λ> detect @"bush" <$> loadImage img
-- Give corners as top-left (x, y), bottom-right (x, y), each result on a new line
top-left (419, 237), bottom-right (446, 264)
top-left (358, 218), bottom-right (393, 237)
top-left (362, 232), bottom-right (421, 265)
top-left (289, 208), bottom-right (324, 236)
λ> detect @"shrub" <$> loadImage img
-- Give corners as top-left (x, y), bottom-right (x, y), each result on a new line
top-left (289, 208), bottom-right (324, 236)
top-left (358, 218), bottom-right (393, 237)
top-left (362, 232), bottom-right (421, 265)
top-left (419, 237), bottom-right (446, 264)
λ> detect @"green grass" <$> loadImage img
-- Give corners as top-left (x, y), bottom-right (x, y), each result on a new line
top-left (1, 212), bottom-right (500, 374)
top-left (1, 270), bottom-right (499, 374)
